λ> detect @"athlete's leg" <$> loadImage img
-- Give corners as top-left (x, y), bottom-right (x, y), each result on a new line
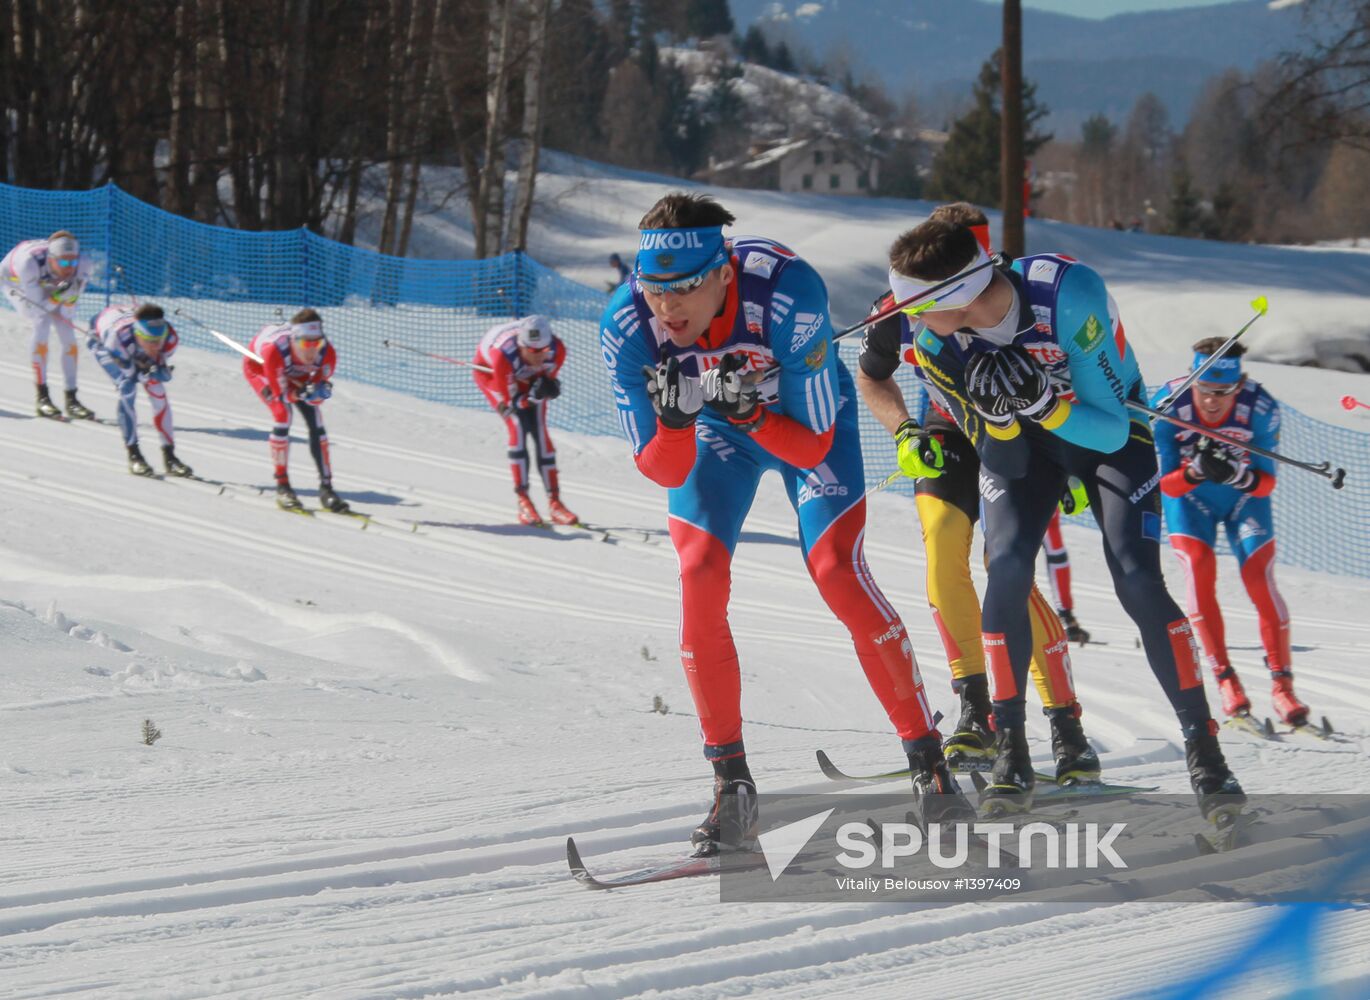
top-left (1027, 584), bottom-right (1075, 708)
top-left (54, 322), bottom-right (78, 390)
top-left (245, 361), bottom-right (293, 483)
top-left (529, 399), bottom-right (560, 497)
top-left (1164, 493), bottom-right (1227, 673)
top-left (1082, 423), bottom-right (1211, 733)
top-left (295, 401), bottom-right (332, 485)
top-left (90, 340), bottom-right (140, 447)
top-left (667, 427), bottom-right (763, 758)
top-left (792, 403), bottom-right (938, 746)
top-left (27, 314), bottom-right (54, 386)
top-left (1227, 497), bottom-right (1291, 672)
top-left (979, 459), bottom-right (1065, 728)
top-left (147, 379), bottom-right (174, 448)
top-left (1042, 509), bottom-right (1073, 612)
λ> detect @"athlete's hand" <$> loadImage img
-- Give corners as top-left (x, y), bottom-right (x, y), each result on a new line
top-left (302, 380), bottom-right (332, 405)
top-left (965, 352), bottom-right (1018, 427)
top-left (700, 352), bottom-right (761, 424)
top-left (643, 358), bottom-right (703, 430)
top-left (152, 363), bottom-right (173, 383)
top-left (995, 344), bottom-right (1058, 421)
top-left (1194, 437), bottom-right (1252, 488)
top-left (528, 374), bottom-right (560, 402)
top-left (1058, 477), bottom-right (1091, 515)
top-left (894, 419), bottom-right (944, 479)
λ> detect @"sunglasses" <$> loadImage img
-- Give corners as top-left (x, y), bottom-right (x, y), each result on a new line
top-left (55, 258), bottom-right (77, 268)
top-left (637, 259), bottom-right (724, 296)
top-left (1195, 382), bottom-right (1241, 397)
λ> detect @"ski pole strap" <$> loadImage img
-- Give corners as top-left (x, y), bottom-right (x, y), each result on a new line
top-left (1155, 295), bottom-right (1268, 411)
top-left (1127, 398), bottom-right (1346, 490)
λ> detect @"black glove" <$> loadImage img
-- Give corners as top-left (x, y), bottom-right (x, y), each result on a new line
top-left (1192, 437), bottom-right (1253, 488)
top-left (965, 352), bottom-right (1017, 427)
top-left (642, 357), bottom-right (703, 430)
top-left (529, 374), bottom-right (561, 401)
top-left (994, 344), bottom-right (1057, 421)
top-left (700, 352), bottom-right (761, 424)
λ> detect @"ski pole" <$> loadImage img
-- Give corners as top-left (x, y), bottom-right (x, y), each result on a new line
top-left (1341, 395), bottom-right (1369, 412)
top-left (864, 470), bottom-right (903, 497)
top-left (382, 338), bottom-right (493, 374)
top-left (748, 255), bottom-right (1001, 381)
top-left (1155, 295), bottom-right (1268, 411)
top-left (7, 288), bottom-right (94, 337)
top-left (1127, 399), bottom-right (1347, 490)
top-left (172, 308), bottom-right (264, 364)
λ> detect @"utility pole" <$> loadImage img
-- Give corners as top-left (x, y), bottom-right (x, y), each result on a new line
top-left (1001, 0), bottom-right (1025, 258)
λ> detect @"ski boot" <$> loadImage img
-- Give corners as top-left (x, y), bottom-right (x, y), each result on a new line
top-left (317, 483), bottom-right (351, 514)
top-left (907, 734), bottom-right (975, 832)
top-left (162, 446), bottom-right (193, 478)
top-left (691, 754), bottom-right (759, 857)
top-left (35, 384), bottom-right (62, 419)
top-left (516, 491), bottom-right (544, 526)
top-left (941, 674), bottom-right (995, 772)
top-left (1184, 721), bottom-right (1246, 823)
top-left (979, 724), bottom-right (1035, 816)
top-left (127, 445), bottom-right (154, 477)
top-left (65, 389), bottom-right (95, 420)
top-left (1214, 666), bottom-right (1251, 718)
top-left (276, 483), bottom-right (305, 512)
top-left (1046, 703), bottom-right (1101, 786)
top-left (1058, 608), bottom-right (1090, 644)
top-left (547, 496), bottom-right (580, 526)
top-left (1269, 668), bottom-right (1310, 727)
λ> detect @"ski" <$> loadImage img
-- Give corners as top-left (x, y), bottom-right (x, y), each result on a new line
top-left (1265, 715), bottom-right (1341, 742)
top-left (816, 750), bottom-right (1156, 800)
top-left (1222, 713), bottom-right (1277, 740)
top-left (565, 836), bottom-right (766, 890)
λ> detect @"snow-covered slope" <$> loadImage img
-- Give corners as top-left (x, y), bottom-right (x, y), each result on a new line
top-left (2, 294), bottom-right (1370, 997)
top-left (372, 153), bottom-right (1370, 383)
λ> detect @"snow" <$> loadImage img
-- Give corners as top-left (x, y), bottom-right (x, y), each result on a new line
top-left (5, 165), bottom-right (1370, 998)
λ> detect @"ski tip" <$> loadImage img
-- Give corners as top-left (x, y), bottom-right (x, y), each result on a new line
top-left (1321, 716), bottom-right (1333, 736)
top-left (969, 770), bottom-right (988, 793)
top-left (1262, 717), bottom-right (1276, 738)
top-left (814, 750), bottom-right (845, 781)
top-left (566, 837), bottom-right (589, 877)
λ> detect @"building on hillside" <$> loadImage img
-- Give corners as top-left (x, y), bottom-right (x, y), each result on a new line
top-left (701, 136), bottom-right (880, 196)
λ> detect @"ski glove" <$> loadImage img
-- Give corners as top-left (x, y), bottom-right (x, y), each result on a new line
top-left (153, 364), bottom-right (173, 383)
top-left (643, 358), bottom-right (703, 430)
top-left (303, 380), bottom-right (332, 405)
top-left (994, 344), bottom-right (1058, 420)
top-left (894, 419), bottom-right (945, 479)
top-left (528, 374), bottom-right (561, 402)
top-left (964, 352), bottom-right (1018, 427)
top-left (700, 352), bottom-right (762, 426)
top-left (1058, 476), bottom-right (1091, 515)
top-left (1191, 437), bottom-right (1253, 489)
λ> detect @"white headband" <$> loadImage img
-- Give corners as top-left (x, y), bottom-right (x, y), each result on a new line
top-left (888, 246), bottom-right (994, 313)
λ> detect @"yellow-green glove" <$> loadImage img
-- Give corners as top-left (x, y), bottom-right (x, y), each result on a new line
top-left (1058, 476), bottom-right (1090, 515)
top-left (895, 418), bottom-right (945, 479)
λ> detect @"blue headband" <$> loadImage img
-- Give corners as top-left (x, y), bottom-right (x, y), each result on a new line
top-left (636, 226), bottom-right (726, 277)
top-left (1193, 351), bottom-right (1242, 384)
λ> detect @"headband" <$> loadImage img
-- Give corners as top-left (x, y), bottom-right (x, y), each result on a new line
top-left (1193, 351), bottom-right (1242, 384)
top-left (888, 245), bottom-right (994, 313)
top-left (636, 225), bottom-right (727, 277)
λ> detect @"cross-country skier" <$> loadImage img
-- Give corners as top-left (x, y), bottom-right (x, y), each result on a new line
top-left (473, 314), bottom-right (578, 527)
top-left (1153, 339), bottom-right (1309, 728)
top-left (882, 213), bottom-right (1242, 821)
top-left (600, 192), bottom-right (969, 856)
top-left (243, 309), bottom-right (349, 514)
top-left (858, 204), bottom-right (1099, 787)
top-left (87, 303), bottom-right (193, 478)
top-left (2, 230), bottom-right (96, 419)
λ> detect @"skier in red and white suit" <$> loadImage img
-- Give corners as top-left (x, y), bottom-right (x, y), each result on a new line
top-left (243, 308), bottom-right (349, 514)
top-left (473, 314), bottom-right (578, 527)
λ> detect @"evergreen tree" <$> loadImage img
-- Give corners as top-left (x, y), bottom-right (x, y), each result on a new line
top-left (1080, 114), bottom-right (1115, 159)
top-left (772, 41), bottom-right (795, 73)
top-left (928, 49), bottom-right (1052, 207)
top-left (1167, 162), bottom-right (1205, 236)
top-left (738, 25), bottom-right (771, 65)
top-left (686, 0), bottom-right (733, 39)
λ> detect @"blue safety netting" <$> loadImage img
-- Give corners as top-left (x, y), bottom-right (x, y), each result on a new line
top-left (3, 180), bottom-right (1367, 577)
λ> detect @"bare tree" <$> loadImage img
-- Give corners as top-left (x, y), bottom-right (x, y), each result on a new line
top-left (475, 0), bottom-right (514, 258)
top-left (506, 0), bottom-right (553, 252)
